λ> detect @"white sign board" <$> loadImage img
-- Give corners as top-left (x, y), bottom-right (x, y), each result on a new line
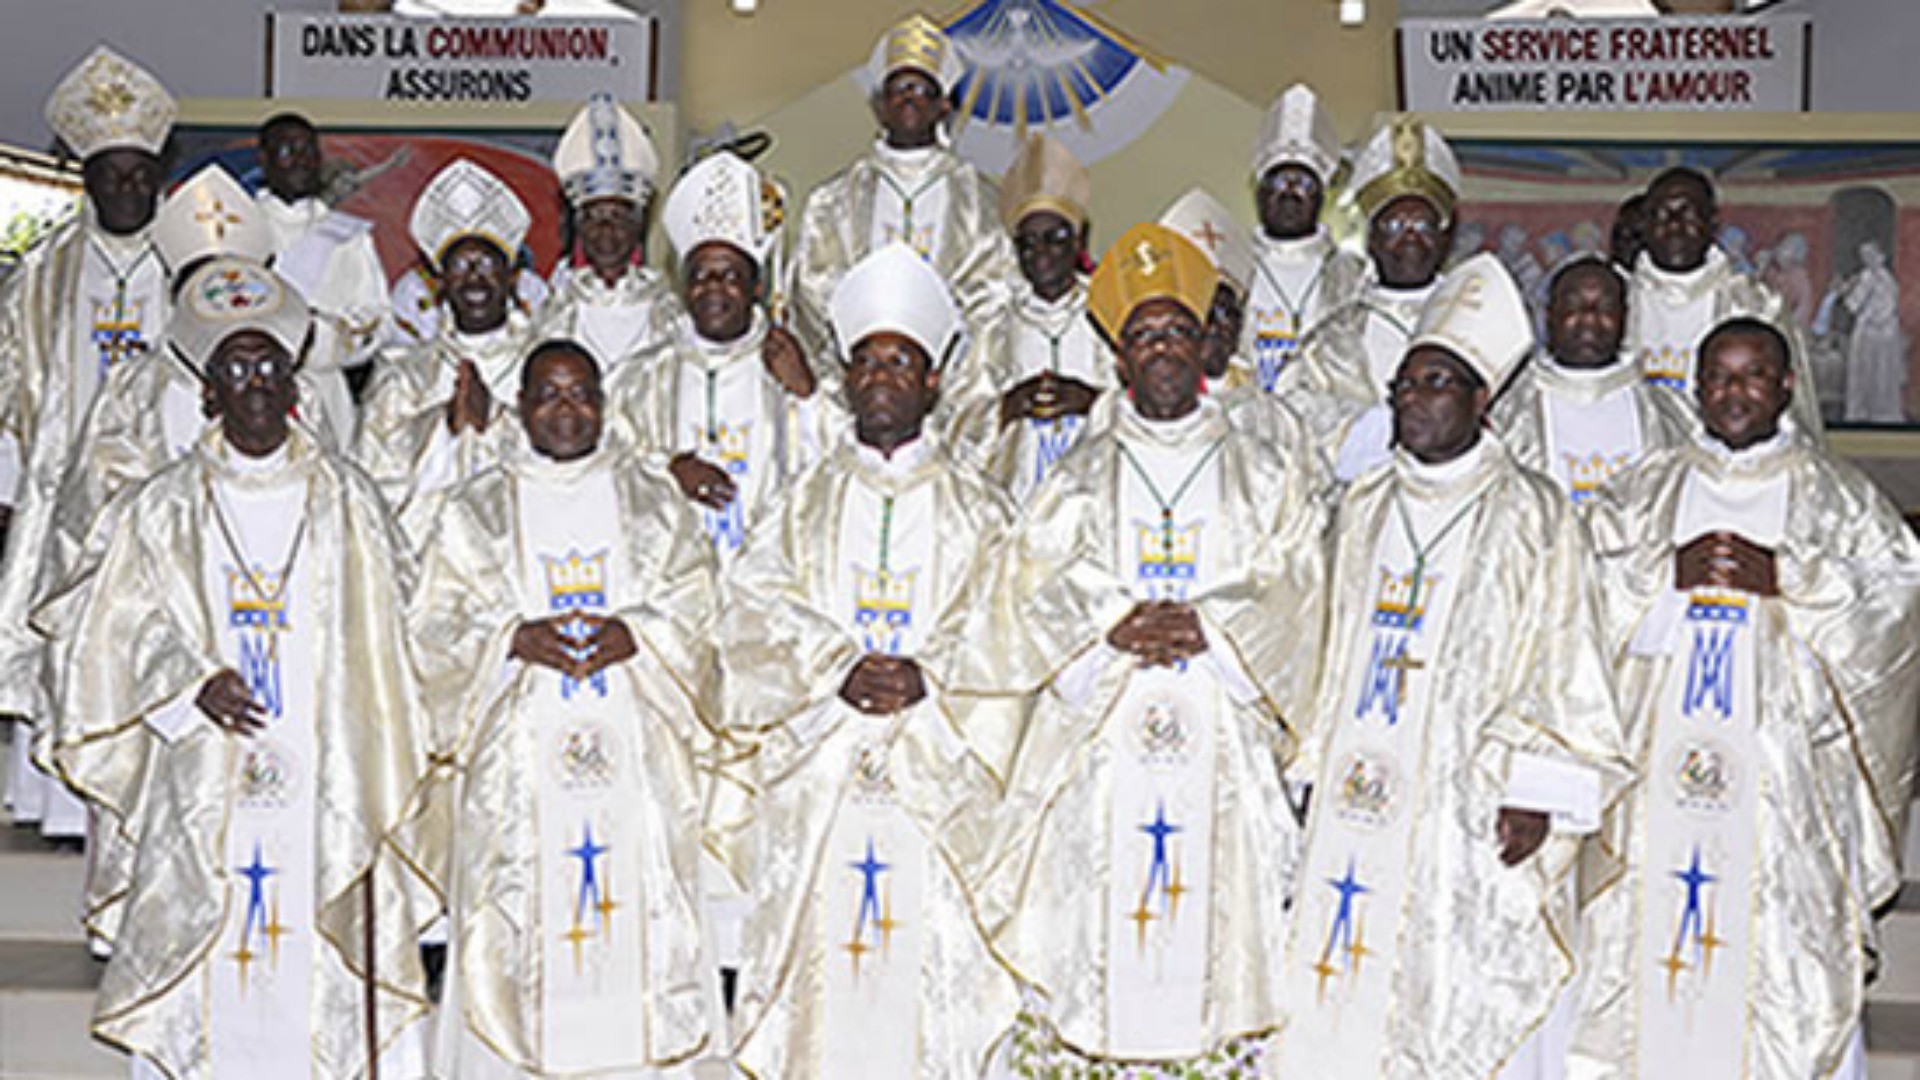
top-left (268, 12), bottom-right (656, 104)
top-left (1399, 16), bottom-right (1809, 112)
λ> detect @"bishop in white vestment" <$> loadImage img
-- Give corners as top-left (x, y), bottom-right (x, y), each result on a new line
top-left (34, 260), bottom-right (438, 1080)
top-left (1576, 317), bottom-right (1918, 1080)
top-left (949, 223), bottom-right (1327, 1077)
top-left (1280, 118), bottom-right (1463, 483)
top-left (1493, 256), bottom-right (1690, 506)
top-left (788, 15), bottom-right (1017, 405)
top-left (0, 48), bottom-right (174, 834)
top-left (1279, 255), bottom-right (1631, 1080)
top-left (357, 159), bottom-right (536, 524)
top-left (1626, 167), bottom-right (1823, 438)
top-left (410, 341), bottom-right (727, 1078)
top-left (724, 243), bottom-right (1021, 1079)
top-left (613, 149), bottom-right (826, 558)
top-left (957, 134), bottom-right (1109, 499)
top-left (1240, 84), bottom-right (1367, 394)
top-left (532, 95), bottom-right (682, 377)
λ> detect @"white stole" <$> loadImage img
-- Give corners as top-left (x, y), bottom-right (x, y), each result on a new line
top-left (818, 444), bottom-right (939, 1074)
top-left (818, 725), bottom-right (931, 1078)
top-left (516, 464), bottom-right (659, 1072)
top-left (73, 234), bottom-right (166, 434)
top-left (1281, 454), bottom-right (1478, 1076)
top-left (1360, 285), bottom-right (1432, 396)
top-left (1630, 454), bottom-right (1787, 1074)
top-left (867, 144), bottom-right (952, 262)
top-left (1099, 413), bottom-right (1226, 1056)
top-left (1247, 233), bottom-right (1337, 391)
top-left (203, 453), bottom-right (318, 1079)
top-left (673, 326), bottom-right (787, 556)
top-left (1542, 377), bottom-right (1645, 506)
top-left (834, 451), bottom-right (937, 658)
top-left (1631, 254), bottom-right (1725, 396)
top-left (1004, 285), bottom-right (1104, 500)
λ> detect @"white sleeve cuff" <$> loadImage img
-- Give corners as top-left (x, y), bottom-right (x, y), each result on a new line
top-left (1629, 590), bottom-right (1689, 657)
top-left (1052, 642), bottom-right (1119, 711)
top-left (1200, 623), bottom-right (1265, 707)
top-left (1504, 750), bottom-right (1602, 835)
top-left (145, 690), bottom-right (206, 743)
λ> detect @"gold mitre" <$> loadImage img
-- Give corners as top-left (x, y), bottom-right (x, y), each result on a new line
top-left (1088, 222), bottom-right (1220, 341)
top-left (1351, 117), bottom-right (1462, 224)
top-left (999, 134), bottom-right (1091, 233)
top-left (867, 13), bottom-right (964, 93)
top-left (45, 46), bottom-right (176, 159)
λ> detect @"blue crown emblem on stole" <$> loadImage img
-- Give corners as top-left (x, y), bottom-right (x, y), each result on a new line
top-left (1369, 568), bottom-right (1431, 632)
top-left (1562, 451), bottom-right (1631, 506)
top-left (226, 568), bottom-right (291, 630)
top-left (1134, 521), bottom-right (1201, 594)
top-left (1640, 344), bottom-right (1689, 391)
top-left (708, 422), bottom-right (754, 476)
top-left (91, 299), bottom-right (148, 373)
top-left (1252, 311), bottom-right (1301, 392)
top-left (853, 566), bottom-right (918, 655)
top-left (542, 550), bottom-right (610, 613)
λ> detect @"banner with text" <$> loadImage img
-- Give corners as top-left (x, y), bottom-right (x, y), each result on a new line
top-left (268, 12), bottom-right (657, 104)
top-left (1398, 16), bottom-right (1809, 112)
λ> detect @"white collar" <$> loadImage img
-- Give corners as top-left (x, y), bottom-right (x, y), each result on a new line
top-left (1697, 415), bottom-right (1794, 469)
top-left (687, 307), bottom-right (769, 363)
top-left (1535, 349), bottom-right (1640, 397)
top-left (85, 207), bottom-right (155, 267)
top-left (1256, 227), bottom-right (1333, 261)
top-left (855, 432), bottom-right (935, 476)
top-left (873, 138), bottom-right (947, 178)
top-left (1371, 280), bottom-right (1437, 308)
top-left (1635, 245), bottom-right (1733, 300)
top-left (1393, 434), bottom-right (1499, 505)
top-left (258, 192), bottom-right (324, 223)
top-left (1116, 395), bottom-right (1226, 449)
top-left (1016, 276), bottom-right (1088, 318)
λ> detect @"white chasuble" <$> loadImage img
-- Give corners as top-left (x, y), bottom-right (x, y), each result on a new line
top-left (1543, 379), bottom-right (1645, 507)
top-left (201, 457), bottom-right (320, 1079)
top-left (1334, 286), bottom-right (1431, 484)
top-left (1281, 468), bottom-right (1475, 1075)
top-left (672, 331), bottom-right (790, 557)
top-left (1628, 463), bottom-right (1786, 1075)
top-left (866, 145), bottom-right (953, 263)
top-left (515, 468), bottom-right (663, 1074)
top-left (998, 283), bottom-right (1108, 500)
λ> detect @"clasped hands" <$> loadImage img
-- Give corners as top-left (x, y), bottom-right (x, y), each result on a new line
top-left (510, 614), bottom-right (638, 680)
top-left (1675, 530), bottom-right (1779, 597)
top-left (1107, 601), bottom-right (1209, 668)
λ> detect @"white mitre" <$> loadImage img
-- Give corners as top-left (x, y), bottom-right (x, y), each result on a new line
top-left (154, 164), bottom-right (275, 276)
top-left (553, 93), bottom-right (660, 207)
top-left (661, 150), bottom-right (779, 268)
top-left (1160, 186), bottom-right (1256, 299)
top-left (1406, 251), bottom-right (1533, 390)
top-left (409, 158), bottom-right (532, 268)
top-left (45, 46), bottom-right (176, 159)
top-left (829, 241), bottom-right (964, 368)
top-left (169, 256), bottom-right (313, 369)
top-left (1253, 82), bottom-right (1342, 185)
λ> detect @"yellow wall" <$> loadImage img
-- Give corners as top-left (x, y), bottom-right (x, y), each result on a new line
top-left (679, 0), bottom-right (1401, 148)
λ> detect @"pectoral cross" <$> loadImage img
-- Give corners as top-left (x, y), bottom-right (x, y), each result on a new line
top-left (1380, 648), bottom-right (1424, 707)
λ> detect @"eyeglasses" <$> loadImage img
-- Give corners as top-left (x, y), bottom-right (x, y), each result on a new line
top-left (1015, 223), bottom-right (1077, 253)
top-left (1120, 322), bottom-right (1203, 349)
top-left (882, 78), bottom-right (941, 103)
top-left (1387, 369), bottom-right (1472, 397)
top-left (208, 353), bottom-right (293, 385)
top-left (1374, 215), bottom-right (1444, 240)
